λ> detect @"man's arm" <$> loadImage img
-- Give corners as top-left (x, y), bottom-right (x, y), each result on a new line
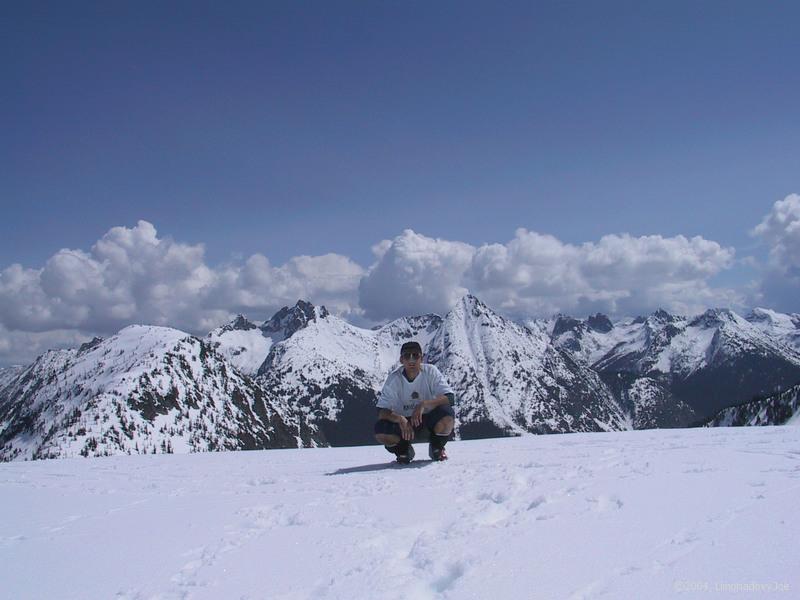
top-left (410, 394), bottom-right (451, 426)
top-left (432, 366), bottom-right (455, 406)
top-left (425, 394), bottom-right (451, 409)
top-left (377, 408), bottom-right (403, 422)
top-left (378, 408), bottom-right (414, 440)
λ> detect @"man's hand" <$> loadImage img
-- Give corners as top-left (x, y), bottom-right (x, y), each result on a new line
top-left (410, 401), bottom-right (426, 427)
top-left (398, 415), bottom-right (415, 441)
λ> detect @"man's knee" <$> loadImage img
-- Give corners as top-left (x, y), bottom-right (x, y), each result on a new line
top-left (375, 419), bottom-right (402, 446)
top-left (375, 433), bottom-right (400, 446)
top-left (434, 416), bottom-right (454, 435)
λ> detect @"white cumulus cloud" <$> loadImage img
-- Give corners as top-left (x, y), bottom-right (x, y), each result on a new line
top-left (467, 229), bottom-right (737, 317)
top-left (0, 218), bottom-right (759, 366)
top-left (753, 194), bottom-right (800, 273)
top-left (0, 221), bottom-right (365, 344)
top-left (211, 252), bottom-right (365, 325)
top-left (358, 229), bottom-right (474, 321)
top-left (358, 228), bottom-right (738, 322)
top-left (751, 194), bottom-right (800, 312)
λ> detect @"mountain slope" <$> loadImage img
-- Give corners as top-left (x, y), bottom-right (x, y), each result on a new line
top-left (0, 325), bottom-right (297, 460)
top-left (206, 314), bottom-right (272, 376)
top-left (256, 306), bottom-right (442, 447)
top-left (428, 296), bottom-right (630, 437)
top-left (258, 296), bottom-right (631, 446)
top-left (746, 307), bottom-right (800, 352)
top-left (3, 298), bottom-right (800, 461)
top-left (552, 307), bottom-right (800, 426)
top-left (707, 381), bottom-right (800, 427)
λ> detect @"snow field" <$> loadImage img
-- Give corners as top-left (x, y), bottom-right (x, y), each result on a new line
top-left (1, 426), bottom-right (798, 599)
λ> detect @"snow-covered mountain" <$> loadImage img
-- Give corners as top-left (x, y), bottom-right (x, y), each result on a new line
top-left (206, 315), bottom-right (272, 376)
top-left (551, 307), bottom-right (800, 427)
top-left (707, 381), bottom-right (800, 427)
top-left (427, 296), bottom-right (629, 436)
top-left (0, 365), bottom-right (24, 392)
top-left (3, 296), bottom-right (800, 462)
top-left (0, 326), bottom-right (298, 460)
top-left (746, 307), bottom-right (800, 352)
top-left (256, 303), bottom-right (442, 447)
top-left (253, 296), bottom-right (631, 446)
top-left (206, 301), bottom-right (334, 377)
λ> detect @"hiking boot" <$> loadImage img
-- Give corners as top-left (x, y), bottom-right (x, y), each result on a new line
top-left (428, 443), bottom-right (448, 461)
top-left (396, 443), bottom-right (415, 464)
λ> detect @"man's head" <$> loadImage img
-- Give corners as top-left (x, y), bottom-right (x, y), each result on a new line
top-left (400, 341), bottom-right (423, 377)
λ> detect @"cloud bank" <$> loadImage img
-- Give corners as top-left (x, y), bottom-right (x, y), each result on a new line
top-left (751, 193), bottom-right (800, 313)
top-left (360, 228), bottom-right (738, 320)
top-left (358, 230), bottom-right (474, 320)
top-left (0, 221), bottom-right (364, 364)
top-left (2, 196), bottom-right (799, 366)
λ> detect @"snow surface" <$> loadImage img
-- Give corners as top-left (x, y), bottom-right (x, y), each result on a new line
top-left (2, 427), bottom-right (798, 599)
top-left (207, 328), bottom-right (272, 376)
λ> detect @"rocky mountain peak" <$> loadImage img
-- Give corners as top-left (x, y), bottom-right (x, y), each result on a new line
top-left (229, 314), bottom-right (258, 331)
top-left (450, 295), bottom-right (513, 332)
top-left (586, 313), bottom-right (613, 333)
top-left (552, 315), bottom-right (584, 338)
top-left (747, 307), bottom-right (775, 324)
top-left (456, 294), bottom-right (490, 316)
top-left (78, 337), bottom-right (104, 355)
top-left (689, 308), bottom-right (737, 329)
top-left (650, 308), bottom-right (678, 323)
top-left (261, 300), bottom-right (330, 341)
top-left (378, 314), bottom-right (443, 344)
top-left (747, 307), bottom-right (800, 329)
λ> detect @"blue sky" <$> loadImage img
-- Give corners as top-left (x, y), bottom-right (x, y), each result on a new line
top-left (1, 1), bottom-right (800, 364)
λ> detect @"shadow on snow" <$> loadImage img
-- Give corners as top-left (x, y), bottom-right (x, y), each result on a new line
top-left (326, 459), bottom-right (435, 475)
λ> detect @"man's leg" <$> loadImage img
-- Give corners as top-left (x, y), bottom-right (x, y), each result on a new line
top-left (375, 432), bottom-right (401, 446)
top-left (374, 420), bottom-right (415, 463)
top-left (433, 415), bottom-right (454, 436)
top-left (423, 405), bottom-right (455, 460)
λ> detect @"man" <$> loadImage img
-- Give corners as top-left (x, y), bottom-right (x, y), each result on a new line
top-left (374, 341), bottom-right (455, 463)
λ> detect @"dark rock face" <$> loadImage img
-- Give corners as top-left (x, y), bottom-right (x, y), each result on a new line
top-left (261, 370), bottom-right (380, 448)
top-left (226, 315), bottom-right (259, 332)
top-left (674, 353), bottom-right (800, 418)
top-left (600, 371), bottom-right (697, 429)
top-left (587, 314), bottom-right (613, 333)
top-left (78, 337), bottom-right (104, 354)
top-left (552, 316), bottom-right (583, 338)
top-left (261, 300), bottom-right (329, 342)
top-left (707, 382), bottom-right (800, 427)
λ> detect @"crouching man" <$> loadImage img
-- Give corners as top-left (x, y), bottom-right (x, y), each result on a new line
top-left (374, 341), bottom-right (455, 463)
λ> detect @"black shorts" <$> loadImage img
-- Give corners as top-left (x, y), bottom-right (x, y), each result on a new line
top-left (374, 404), bottom-right (455, 438)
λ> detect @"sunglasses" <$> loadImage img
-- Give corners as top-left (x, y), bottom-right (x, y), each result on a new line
top-left (401, 352), bottom-right (421, 361)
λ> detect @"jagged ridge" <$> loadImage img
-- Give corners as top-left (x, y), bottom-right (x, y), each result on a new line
top-left (707, 382), bottom-right (800, 427)
top-left (0, 325), bottom-right (297, 460)
top-left (3, 298), bottom-right (800, 461)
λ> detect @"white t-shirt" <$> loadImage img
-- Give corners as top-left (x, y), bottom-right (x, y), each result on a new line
top-left (377, 363), bottom-right (454, 417)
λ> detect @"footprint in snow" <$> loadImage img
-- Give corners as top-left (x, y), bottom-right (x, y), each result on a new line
top-left (586, 495), bottom-right (624, 512)
top-left (527, 495), bottom-right (547, 510)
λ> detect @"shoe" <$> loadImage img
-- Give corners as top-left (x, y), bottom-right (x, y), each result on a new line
top-left (428, 443), bottom-right (448, 461)
top-left (396, 443), bottom-right (415, 464)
